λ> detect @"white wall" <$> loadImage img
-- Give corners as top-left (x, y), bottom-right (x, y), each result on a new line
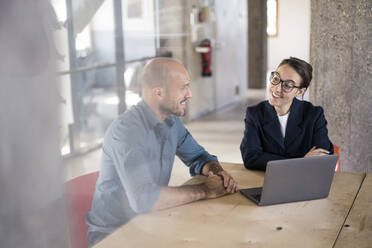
top-left (267, 0), bottom-right (311, 100)
top-left (214, 0), bottom-right (248, 109)
top-left (267, 0), bottom-right (311, 71)
top-left (183, 0), bottom-right (248, 120)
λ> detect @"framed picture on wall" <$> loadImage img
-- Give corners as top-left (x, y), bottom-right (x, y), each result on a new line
top-left (126, 0), bottom-right (142, 18)
top-left (267, 0), bottom-right (278, 37)
top-left (123, 0), bottom-right (154, 31)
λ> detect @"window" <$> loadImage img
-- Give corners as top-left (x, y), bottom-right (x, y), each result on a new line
top-left (267, 0), bottom-right (278, 37)
top-left (51, 0), bottom-right (156, 158)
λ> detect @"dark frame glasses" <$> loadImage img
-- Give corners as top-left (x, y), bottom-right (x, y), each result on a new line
top-left (270, 71), bottom-right (303, 93)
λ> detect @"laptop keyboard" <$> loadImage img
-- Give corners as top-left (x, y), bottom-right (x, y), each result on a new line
top-left (252, 193), bottom-right (261, 201)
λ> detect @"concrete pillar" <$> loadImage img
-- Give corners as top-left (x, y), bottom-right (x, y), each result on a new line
top-left (248, 0), bottom-right (267, 89)
top-left (310, 0), bottom-right (372, 172)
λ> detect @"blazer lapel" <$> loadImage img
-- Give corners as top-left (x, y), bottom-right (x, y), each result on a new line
top-left (263, 102), bottom-right (285, 149)
top-left (284, 98), bottom-right (303, 147)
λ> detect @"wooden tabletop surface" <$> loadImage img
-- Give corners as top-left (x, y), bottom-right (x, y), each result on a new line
top-left (333, 173), bottom-right (371, 248)
top-left (95, 162), bottom-right (369, 248)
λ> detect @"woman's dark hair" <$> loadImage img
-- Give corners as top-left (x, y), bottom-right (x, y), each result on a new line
top-left (278, 57), bottom-right (313, 88)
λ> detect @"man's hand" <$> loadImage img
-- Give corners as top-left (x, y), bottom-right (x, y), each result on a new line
top-left (201, 174), bottom-right (227, 199)
top-left (202, 161), bottom-right (238, 193)
top-left (305, 146), bottom-right (330, 158)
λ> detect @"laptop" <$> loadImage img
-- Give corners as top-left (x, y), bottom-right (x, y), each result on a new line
top-left (240, 155), bottom-right (338, 206)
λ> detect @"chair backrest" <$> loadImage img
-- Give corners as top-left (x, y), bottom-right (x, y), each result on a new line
top-left (334, 145), bottom-right (341, 172)
top-left (65, 171), bottom-right (99, 248)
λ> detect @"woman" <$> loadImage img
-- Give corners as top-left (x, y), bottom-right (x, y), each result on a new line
top-left (240, 57), bottom-right (333, 170)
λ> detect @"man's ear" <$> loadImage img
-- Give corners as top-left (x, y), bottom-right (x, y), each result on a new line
top-left (153, 87), bottom-right (164, 98)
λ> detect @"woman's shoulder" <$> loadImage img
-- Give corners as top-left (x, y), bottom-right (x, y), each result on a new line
top-left (244, 100), bottom-right (269, 122)
top-left (296, 99), bottom-right (325, 119)
top-left (246, 100), bottom-right (268, 113)
top-left (299, 99), bottom-right (324, 112)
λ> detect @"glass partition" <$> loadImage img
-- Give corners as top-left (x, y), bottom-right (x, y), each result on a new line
top-left (51, 0), bottom-right (156, 158)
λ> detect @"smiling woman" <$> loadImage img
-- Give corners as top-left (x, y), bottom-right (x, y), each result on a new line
top-left (267, 59), bottom-right (309, 115)
top-left (240, 57), bottom-right (334, 171)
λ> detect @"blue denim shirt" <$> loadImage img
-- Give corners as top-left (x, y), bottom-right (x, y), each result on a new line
top-left (86, 100), bottom-right (218, 239)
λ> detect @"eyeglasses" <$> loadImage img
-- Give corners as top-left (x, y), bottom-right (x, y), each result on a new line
top-left (270, 71), bottom-right (303, 93)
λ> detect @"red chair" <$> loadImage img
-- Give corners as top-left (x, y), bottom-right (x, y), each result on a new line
top-left (65, 171), bottom-right (99, 248)
top-left (334, 145), bottom-right (341, 172)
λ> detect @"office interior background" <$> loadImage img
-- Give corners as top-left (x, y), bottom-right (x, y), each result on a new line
top-left (0, 0), bottom-right (370, 247)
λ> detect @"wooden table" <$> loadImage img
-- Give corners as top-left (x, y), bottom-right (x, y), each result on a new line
top-left (95, 163), bottom-right (371, 248)
top-left (333, 173), bottom-right (372, 248)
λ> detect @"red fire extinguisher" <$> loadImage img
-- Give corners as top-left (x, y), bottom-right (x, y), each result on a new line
top-left (199, 39), bottom-right (212, 77)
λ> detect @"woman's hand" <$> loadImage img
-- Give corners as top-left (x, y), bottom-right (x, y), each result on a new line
top-left (305, 146), bottom-right (330, 157)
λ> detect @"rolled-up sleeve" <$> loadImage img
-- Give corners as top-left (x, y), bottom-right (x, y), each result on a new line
top-left (175, 121), bottom-right (218, 176)
top-left (106, 129), bottom-right (160, 214)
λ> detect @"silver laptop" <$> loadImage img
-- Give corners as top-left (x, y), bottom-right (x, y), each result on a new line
top-left (240, 155), bottom-right (338, 206)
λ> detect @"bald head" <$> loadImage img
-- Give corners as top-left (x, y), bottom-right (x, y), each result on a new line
top-left (139, 58), bottom-right (192, 121)
top-left (140, 58), bottom-right (190, 90)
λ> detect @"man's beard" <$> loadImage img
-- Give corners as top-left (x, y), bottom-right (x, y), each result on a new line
top-left (160, 99), bottom-right (187, 117)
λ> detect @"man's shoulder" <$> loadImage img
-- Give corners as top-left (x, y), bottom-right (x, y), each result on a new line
top-left (106, 106), bottom-right (147, 144)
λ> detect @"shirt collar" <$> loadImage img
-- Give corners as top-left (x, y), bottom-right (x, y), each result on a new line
top-left (164, 115), bottom-right (176, 127)
top-left (138, 100), bottom-right (176, 129)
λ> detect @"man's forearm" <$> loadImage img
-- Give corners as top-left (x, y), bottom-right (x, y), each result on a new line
top-left (151, 185), bottom-right (206, 211)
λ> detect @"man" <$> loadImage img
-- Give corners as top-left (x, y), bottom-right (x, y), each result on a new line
top-left (86, 58), bottom-right (238, 246)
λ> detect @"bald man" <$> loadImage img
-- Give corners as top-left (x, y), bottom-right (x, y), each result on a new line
top-left (86, 58), bottom-right (238, 246)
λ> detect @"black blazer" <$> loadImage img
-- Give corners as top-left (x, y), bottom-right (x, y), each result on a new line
top-left (240, 98), bottom-right (333, 171)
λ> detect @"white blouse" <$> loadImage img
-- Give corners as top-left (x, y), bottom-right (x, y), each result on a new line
top-left (278, 112), bottom-right (290, 138)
